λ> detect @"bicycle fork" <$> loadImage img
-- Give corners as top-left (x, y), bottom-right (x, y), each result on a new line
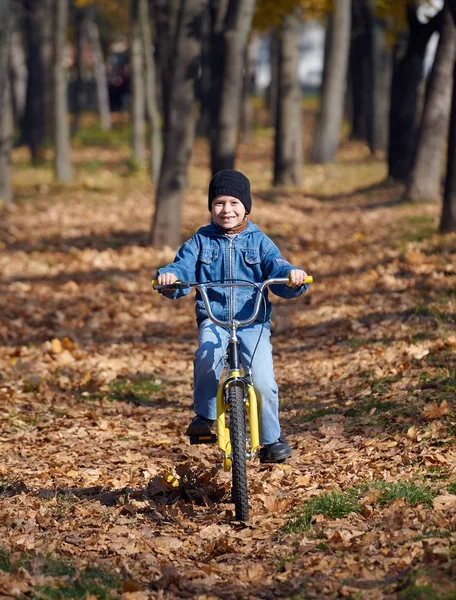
top-left (216, 337), bottom-right (261, 471)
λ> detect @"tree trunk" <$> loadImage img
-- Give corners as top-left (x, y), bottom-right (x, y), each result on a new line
top-left (273, 10), bottom-right (302, 187)
top-left (86, 12), bottom-right (111, 131)
top-left (388, 7), bottom-right (442, 182)
top-left (441, 0), bottom-right (456, 232)
top-left (407, 2), bottom-right (456, 203)
top-left (150, 0), bottom-right (206, 248)
top-left (441, 58), bottom-right (456, 232)
top-left (0, 77), bottom-right (13, 207)
top-left (139, 0), bottom-right (161, 183)
top-left (208, 0), bottom-right (229, 168)
top-left (210, 0), bottom-right (256, 174)
top-left (0, 1), bottom-right (12, 207)
top-left (8, 6), bottom-right (27, 126)
top-left (268, 28), bottom-right (280, 127)
top-left (154, 0), bottom-right (180, 128)
top-left (131, 0), bottom-right (146, 165)
top-left (21, 0), bottom-right (46, 163)
top-left (54, 0), bottom-right (72, 182)
top-left (196, 4), bottom-right (212, 137)
top-left (348, 0), bottom-right (373, 144)
top-left (72, 6), bottom-right (86, 136)
top-left (0, 0), bottom-right (12, 117)
top-left (310, 0), bottom-right (352, 164)
top-left (371, 6), bottom-right (392, 154)
top-left (41, 0), bottom-right (54, 141)
top-left (240, 38), bottom-right (256, 143)
top-left (450, 0), bottom-right (456, 24)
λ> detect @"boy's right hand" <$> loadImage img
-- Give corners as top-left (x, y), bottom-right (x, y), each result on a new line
top-left (157, 273), bottom-right (178, 286)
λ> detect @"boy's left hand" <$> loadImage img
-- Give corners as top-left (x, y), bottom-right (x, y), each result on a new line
top-left (288, 269), bottom-right (308, 287)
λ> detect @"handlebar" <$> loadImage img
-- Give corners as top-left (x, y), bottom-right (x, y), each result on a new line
top-left (151, 276), bottom-right (313, 328)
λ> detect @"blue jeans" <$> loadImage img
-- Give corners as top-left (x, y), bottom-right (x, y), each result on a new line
top-left (193, 319), bottom-right (281, 445)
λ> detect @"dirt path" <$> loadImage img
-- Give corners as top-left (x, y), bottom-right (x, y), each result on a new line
top-left (0, 149), bottom-right (455, 599)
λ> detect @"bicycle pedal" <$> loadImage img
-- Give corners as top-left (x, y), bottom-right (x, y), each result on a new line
top-left (189, 434), bottom-right (217, 445)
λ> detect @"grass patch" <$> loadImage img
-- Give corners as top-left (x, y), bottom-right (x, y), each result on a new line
top-left (371, 480), bottom-right (435, 508)
top-left (0, 548), bottom-right (12, 572)
top-left (79, 160), bottom-right (103, 173)
top-left (0, 549), bottom-right (120, 599)
top-left (418, 369), bottom-right (456, 404)
top-left (398, 568), bottom-right (456, 600)
top-left (398, 215), bottom-right (437, 249)
top-left (296, 407), bottom-right (340, 424)
top-left (447, 482), bottom-right (456, 494)
top-left (34, 566), bottom-right (119, 600)
top-left (73, 121), bottom-right (130, 149)
top-left (286, 479), bottom-right (436, 533)
top-left (285, 489), bottom-right (362, 533)
top-left (82, 376), bottom-right (163, 406)
top-left (107, 376), bottom-right (162, 405)
top-left (345, 397), bottom-right (398, 418)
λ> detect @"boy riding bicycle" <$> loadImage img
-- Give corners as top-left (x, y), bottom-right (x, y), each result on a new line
top-left (156, 169), bottom-right (309, 463)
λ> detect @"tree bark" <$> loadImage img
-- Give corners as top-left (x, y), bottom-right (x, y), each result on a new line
top-left (41, 0), bottom-right (54, 141)
top-left (371, 7), bottom-right (392, 154)
top-left (139, 0), bottom-right (161, 183)
top-left (208, 0), bottom-right (229, 167)
top-left (150, 0), bottom-right (206, 248)
top-left (154, 0), bottom-right (180, 128)
top-left (210, 0), bottom-right (256, 174)
top-left (273, 9), bottom-right (302, 187)
top-left (267, 28), bottom-right (280, 127)
top-left (196, 4), bottom-right (212, 137)
top-left (348, 0), bottom-right (373, 144)
top-left (54, 0), bottom-right (72, 182)
top-left (131, 0), bottom-right (146, 165)
top-left (388, 7), bottom-right (442, 182)
top-left (310, 0), bottom-right (352, 164)
top-left (0, 0), bottom-right (12, 118)
top-left (86, 12), bottom-right (111, 131)
top-left (72, 6), bottom-right (86, 136)
top-left (441, 59), bottom-right (456, 232)
top-left (8, 6), bottom-right (27, 126)
top-left (441, 0), bottom-right (456, 232)
top-left (0, 0), bottom-right (12, 207)
top-left (21, 0), bottom-right (46, 163)
top-left (407, 2), bottom-right (456, 203)
top-left (0, 77), bottom-right (13, 207)
top-left (240, 37), bottom-right (257, 143)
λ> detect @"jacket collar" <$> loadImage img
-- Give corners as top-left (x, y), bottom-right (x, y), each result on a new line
top-left (201, 220), bottom-right (259, 237)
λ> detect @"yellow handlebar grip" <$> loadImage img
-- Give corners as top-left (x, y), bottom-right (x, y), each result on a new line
top-left (304, 275), bottom-right (313, 284)
top-left (151, 279), bottom-right (158, 288)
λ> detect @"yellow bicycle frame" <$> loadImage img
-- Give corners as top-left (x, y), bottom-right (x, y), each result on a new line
top-left (216, 370), bottom-right (260, 471)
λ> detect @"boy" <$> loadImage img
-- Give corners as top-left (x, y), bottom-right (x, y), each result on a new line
top-left (156, 169), bottom-right (308, 463)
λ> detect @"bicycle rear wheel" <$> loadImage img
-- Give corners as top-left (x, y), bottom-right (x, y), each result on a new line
top-left (228, 383), bottom-right (249, 521)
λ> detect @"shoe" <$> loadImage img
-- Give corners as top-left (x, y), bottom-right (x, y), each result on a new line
top-left (185, 414), bottom-right (215, 436)
top-left (259, 436), bottom-right (292, 463)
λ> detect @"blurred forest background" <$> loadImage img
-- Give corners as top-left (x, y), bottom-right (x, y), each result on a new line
top-left (0, 0), bottom-right (456, 248)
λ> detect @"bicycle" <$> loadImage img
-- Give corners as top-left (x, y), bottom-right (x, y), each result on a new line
top-left (151, 275), bottom-right (313, 521)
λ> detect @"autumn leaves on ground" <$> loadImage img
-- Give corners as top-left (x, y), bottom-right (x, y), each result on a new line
top-left (1, 120), bottom-right (456, 600)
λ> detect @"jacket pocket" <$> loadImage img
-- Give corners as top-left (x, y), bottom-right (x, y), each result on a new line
top-left (243, 248), bottom-right (261, 265)
top-left (199, 247), bottom-right (219, 264)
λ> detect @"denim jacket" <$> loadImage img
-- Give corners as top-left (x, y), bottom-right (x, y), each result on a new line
top-left (157, 221), bottom-right (308, 326)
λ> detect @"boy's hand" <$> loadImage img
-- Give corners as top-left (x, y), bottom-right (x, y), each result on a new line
top-left (157, 273), bottom-right (178, 285)
top-left (288, 269), bottom-right (308, 287)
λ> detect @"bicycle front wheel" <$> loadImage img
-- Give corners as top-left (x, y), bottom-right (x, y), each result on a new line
top-left (228, 383), bottom-right (249, 521)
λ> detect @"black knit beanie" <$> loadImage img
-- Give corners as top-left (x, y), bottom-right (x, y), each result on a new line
top-left (208, 170), bottom-right (252, 214)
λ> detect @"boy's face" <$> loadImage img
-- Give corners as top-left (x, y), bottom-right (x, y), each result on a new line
top-left (211, 195), bottom-right (246, 229)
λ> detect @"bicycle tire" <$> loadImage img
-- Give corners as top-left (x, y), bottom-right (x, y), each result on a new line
top-left (228, 382), bottom-right (249, 521)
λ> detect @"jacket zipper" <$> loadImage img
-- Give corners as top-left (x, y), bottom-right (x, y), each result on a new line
top-left (227, 235), bottom-right (234, 321)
